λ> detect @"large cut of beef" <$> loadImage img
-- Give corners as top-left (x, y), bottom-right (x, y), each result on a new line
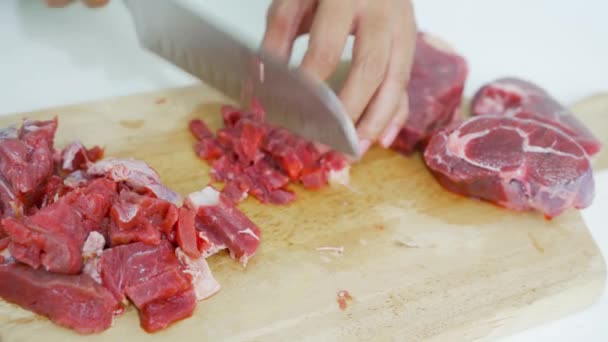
top-left (0, 119), bottom-right (259, 335)
top-left (424, 115), bottom-right (595, 218)
top-left (390, 32), bottom-right (468, 155)
top-left (189, 105), bottom-right (350, 205)
top-left (471, 77), bottom-right (602, 157)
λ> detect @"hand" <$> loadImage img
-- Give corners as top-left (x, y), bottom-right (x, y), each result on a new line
top-left (46, 0), bottom-right (109, 8)
top-left (262, 0), bottom-right (417, 155)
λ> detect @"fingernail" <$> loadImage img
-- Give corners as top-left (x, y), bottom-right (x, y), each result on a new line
top-left (380, 125), bottom-right (401, 148)
top-left (359, 139), bottom-right (372, 155)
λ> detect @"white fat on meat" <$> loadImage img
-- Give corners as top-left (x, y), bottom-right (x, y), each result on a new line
top-left (61, 141), bottom-right (85, 170)
top-left (186, 186), bottom-right (220, 210)
top-left (328, 165), bottom-right (351, 186)
top-left (175, 248), bottom-right (221, 301)
top-left (238, 228), bottom-right (260, 241)
top-left (63, 170), bottom-right (88, 188)
top-left (88, 158), bottom-right (182, 205)
top-left (0, 248), bottom-right (14, 264)
top-left (82, 231), bottom-right (105, 284)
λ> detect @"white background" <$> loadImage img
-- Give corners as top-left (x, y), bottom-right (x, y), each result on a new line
top-left (1, 0), bottom-right (607, 341)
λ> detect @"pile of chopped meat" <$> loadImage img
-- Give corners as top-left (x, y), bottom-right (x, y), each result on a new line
top-left (0, 118), bottom-right (260, 334)
top-left (424, 78), bottom-right (601, 218)
top-left (189, 104), bottom-right (350, 205)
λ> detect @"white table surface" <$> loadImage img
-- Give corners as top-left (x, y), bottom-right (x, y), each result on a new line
top-left (1, 0), bottom-right (607, 340)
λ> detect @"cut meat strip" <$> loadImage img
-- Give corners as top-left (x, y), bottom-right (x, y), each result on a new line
top-left (175, 207), bottom-right (201, 258)
top-left (2, 178), bottom-right (116, 274)
top-left (88, 158), bottom-right (181, 205)
top-left (391, 32), bottom-right (468, 155)
top-left (424, 115), bottom-right (595, 218)
top-left (471, 77), bottom-right (602, 157)
top-left (109, 190), bottom-right (179, 246)
top-left (186, 187), bottom-right (261, 266)
top-left (0, 263), bottom-right (121, 334)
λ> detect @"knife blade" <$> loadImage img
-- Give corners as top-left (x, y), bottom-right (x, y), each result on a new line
top-left (124, 0), bottom-right (361, 158)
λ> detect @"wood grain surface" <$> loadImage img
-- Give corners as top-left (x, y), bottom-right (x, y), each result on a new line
top-left (0, 85), bottom-right (605, 341)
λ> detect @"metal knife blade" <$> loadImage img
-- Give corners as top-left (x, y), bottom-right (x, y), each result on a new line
top-left (124, 0), bottom-right (360, 158)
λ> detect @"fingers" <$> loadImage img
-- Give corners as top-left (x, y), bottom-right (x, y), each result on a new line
top-left (379, 94), bottom-right (409, 148)
top-left (338, 13), bottom-right (391, 131)
top-left (358, 6), bottom-right (417, 149)
top-left (261, 0), bottom-right (316, 60)
top-left (299, 0), bottom-right (354, 81)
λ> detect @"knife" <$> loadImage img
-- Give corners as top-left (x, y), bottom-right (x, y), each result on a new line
top-left (124, 0), bottom-right (361, 158)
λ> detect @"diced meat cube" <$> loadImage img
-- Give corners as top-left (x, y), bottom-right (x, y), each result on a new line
top-left (126, 268), bottom-right (191, 309)
top-left (139, 289), bottom-right (196, 333)
top-left (109, 191), bottom-right (179, 246)
top-left (194, 139), bottom-right (224, 161)
top-left (189, 119), bottom-right (215, 140)
top-left (186, 187), bottom-right (261, 266)
top-left (0, 263), bottom-right (121, 334)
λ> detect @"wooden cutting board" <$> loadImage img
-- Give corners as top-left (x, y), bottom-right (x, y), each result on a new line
top-left (0, 85), bottom-right (606, 342)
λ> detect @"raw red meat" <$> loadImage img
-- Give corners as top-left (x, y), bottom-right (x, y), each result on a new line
top-left (109, 190), bottom-right (179, 246)
top-left (2, 178), bottom-right (116, 274)
top-left (139, 288), bottom-right (196, 333)
top-left (0, 263), bottom-right (120, 334)
top-left (60, 140), bottom-right (104, 172)
top-left (424, 115), bottom-right (595, 218)
top-left (185, 187), bottom-right (261, 266)
top-left (0, 119), bottom-right (57, 217)
top-left (471, 77), bottom-right (602, 157)
top-left (88, 158), bottom-right (181, 205)
top-left (175, 207), bottom-right (200, 258)
top-left (190, 104), bottom-right (350, 205)
top-left (99, 241), bottom-right (189, 304)
top-left (391, 32), bottom-right (468, 155)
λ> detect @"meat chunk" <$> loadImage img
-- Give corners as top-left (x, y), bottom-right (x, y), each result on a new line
top-left (471, 77), bottom-right (602, 157)
top-left (139, 288), bottom-right (196, 333)
top-left (60, 140), bottom-right (104, 172)
top-left (424, 115), bottom-right (595, 218)
top-left (2, 178), bottom-right (116, 274)
top-left (88, 158), bottom-right (181, 205)
top-left (109, 190), bottom-right (179, 246)
top-left (186, 187), bottom-right (261, 266)
top-left (391, 33), bottom-right (468, 155)
top-left (0, 119), bottom-right (57, 216)
top-left (99, 241), bottom-right (191, 304)
top-left (0, 263), bottom-right (120, 334)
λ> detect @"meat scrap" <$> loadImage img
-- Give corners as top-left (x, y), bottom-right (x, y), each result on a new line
top-left (189, 105), bottom-right (350, 205)
top-left (471, 77), bottom-right (602, 157)
top-left (390, 32), bottom-right (468, 155)
top-left (423, 115), bottom-right (595, 218)
top-left (337, 290), bottom-right (353, 311)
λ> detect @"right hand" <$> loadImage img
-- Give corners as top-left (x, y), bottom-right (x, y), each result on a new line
top-left (46, 0), bottom-right (109, 7)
